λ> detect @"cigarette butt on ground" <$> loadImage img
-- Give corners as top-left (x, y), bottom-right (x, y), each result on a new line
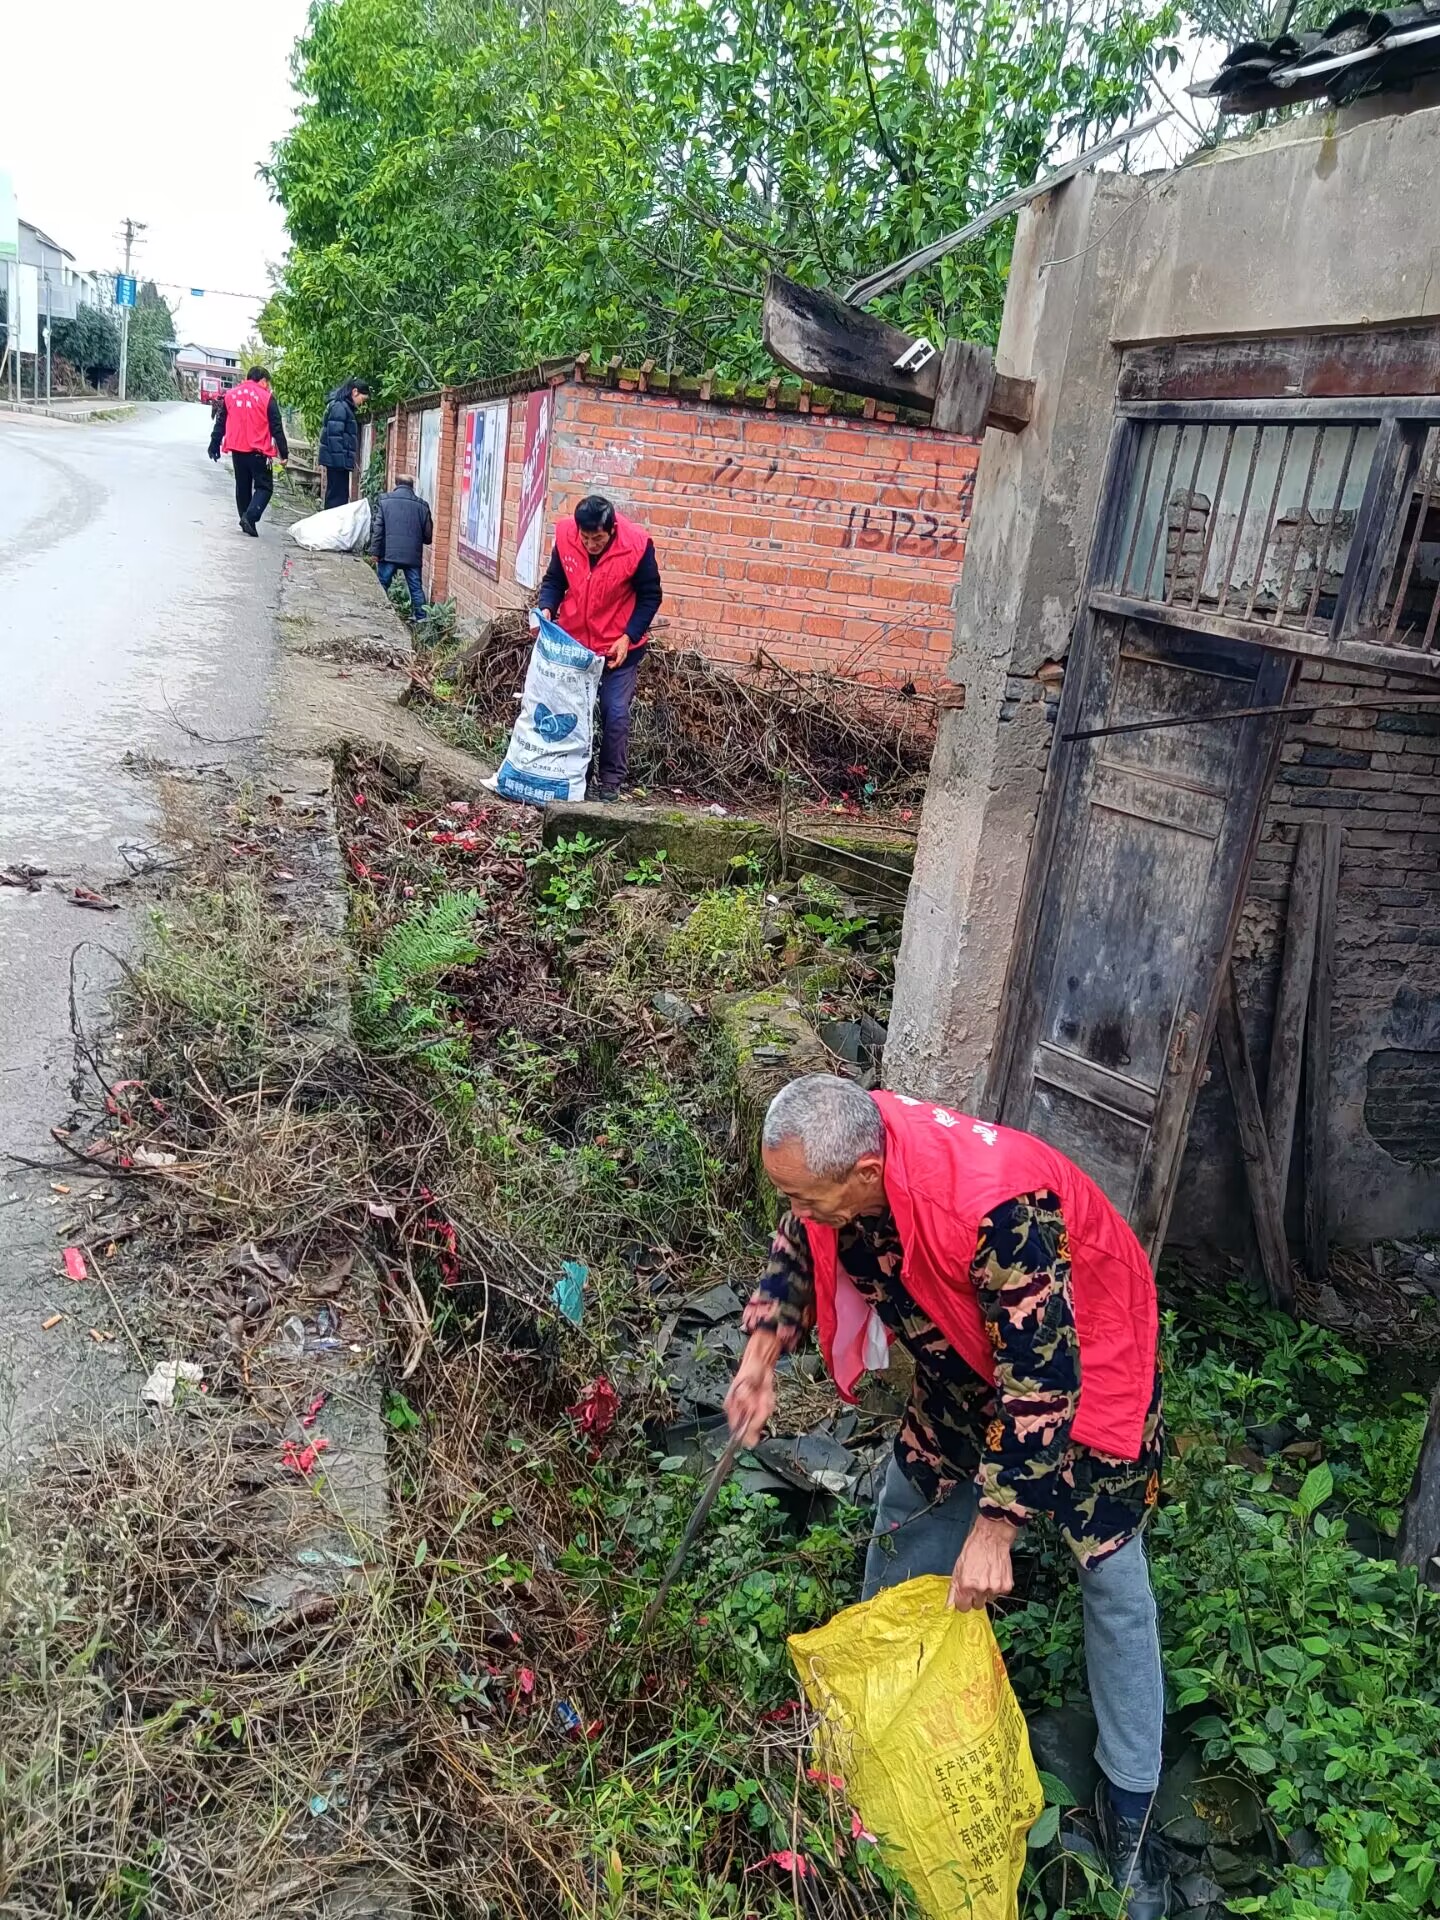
top-left (42, 1313), bottom-right (65, 1330)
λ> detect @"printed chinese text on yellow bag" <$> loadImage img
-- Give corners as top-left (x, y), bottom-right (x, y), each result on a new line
top-left (788, 1576), bottom-right (1043, 1920)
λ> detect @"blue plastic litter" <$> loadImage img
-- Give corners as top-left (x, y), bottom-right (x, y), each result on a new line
top-left (551, 1260), bottom-right (588, 1326)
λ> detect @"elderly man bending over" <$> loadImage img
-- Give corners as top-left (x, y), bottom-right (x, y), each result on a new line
top-left (725, 1074), bottom-right (1170, 1919)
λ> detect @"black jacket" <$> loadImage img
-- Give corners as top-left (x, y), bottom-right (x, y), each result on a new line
top-left (317, 385), bottom-right (362, 471)
top-left (536, 536), bottom-right (663, 648)
top-left (207, 390), bottom-right (289, 462)
top-left (369, 482), bottom-right (434, 566)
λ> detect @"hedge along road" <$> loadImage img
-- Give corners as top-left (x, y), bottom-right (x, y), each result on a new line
top-left (0, 403), bottom-right (286, 1470)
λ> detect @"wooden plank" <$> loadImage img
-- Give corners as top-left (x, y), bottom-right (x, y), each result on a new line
top-left (1217, 966), bottom-right (1295, 1313)
top-left (1302, 824), bottom-right (1343, 1283)
top-left (1263, 824), bottom-right (1325, 1200)
top-left (763, 274), bottom-right (943, 414)
top-left (763, 273), bottom-right (1034, 433)
top-left (1087, 587), bottom-right (1440, 680)
top-left (1118, 324), bottom-right (1440, 404)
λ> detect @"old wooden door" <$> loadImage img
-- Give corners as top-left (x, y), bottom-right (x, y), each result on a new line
top-left (989, 352), bottom-right (1440, 1256)
top-left (992, 613), bottom-right (1291, 1246)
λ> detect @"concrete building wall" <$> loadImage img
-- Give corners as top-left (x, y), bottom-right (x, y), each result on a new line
top-left (887, 98), bottom-right (1440, 1246)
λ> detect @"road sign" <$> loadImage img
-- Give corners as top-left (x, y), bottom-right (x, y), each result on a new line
top-left (115, 275), bottom-right (137, 307)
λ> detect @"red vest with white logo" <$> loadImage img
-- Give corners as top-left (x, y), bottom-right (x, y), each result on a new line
top-left (554, 511), bottom-right (650, 655)
top-left (803, 1091), bottom-right (1158, 1460)
top-left (221, 380), bottom-right (276, 457)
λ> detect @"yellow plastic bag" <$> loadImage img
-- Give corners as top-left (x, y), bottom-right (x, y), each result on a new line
top-left (788, 1576), bottom-right (1043, 1920)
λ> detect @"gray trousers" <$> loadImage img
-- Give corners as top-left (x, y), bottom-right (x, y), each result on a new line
top-left (862, 1456), bottom-right (1165, 1794)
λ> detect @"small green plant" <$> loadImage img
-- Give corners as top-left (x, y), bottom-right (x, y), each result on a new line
top-left (383, 1389), bottom-right (422, 1432)
top-left (356, 891), bottom-right (482, 1094)
top-left (527, 831), bottom-right (605, 932)
top-left (797, 873), bottom-right (870, 947)
top-left (624, 850), bottom-right (669, 887)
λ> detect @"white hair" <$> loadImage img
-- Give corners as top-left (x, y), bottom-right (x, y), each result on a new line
top-left (762, 1074), bottom-right (884, 1178)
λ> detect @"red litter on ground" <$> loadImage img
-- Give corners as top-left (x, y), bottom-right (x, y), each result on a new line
top-left (281, 1436), bottom-right (331, 1475)
top-left (567, 1375), bottom-right (619, 1441)
top-left (62, 1247), bottom-right (88, 1282)
top-left (749, 1852), bottom-right (812, 1878)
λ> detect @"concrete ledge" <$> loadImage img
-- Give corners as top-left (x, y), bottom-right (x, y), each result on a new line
top-left (542, 799), bottom-right (915, 899)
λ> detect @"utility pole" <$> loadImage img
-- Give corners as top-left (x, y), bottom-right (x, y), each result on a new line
top-left (116, 216), bottom-right (146, 402)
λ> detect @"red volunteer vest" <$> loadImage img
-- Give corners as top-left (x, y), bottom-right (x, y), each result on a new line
top-left (805, 1092), bottom-right (1158, 1460)
top-left (554, 512), bottom-right (650, 655)
top-left (221, 380), bottom-right (276, 458)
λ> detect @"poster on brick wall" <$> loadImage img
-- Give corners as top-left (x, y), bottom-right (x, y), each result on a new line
top-left (458, 398), bottom-right (510, 574)
top-left (513, 389), bottom-right (554, 591)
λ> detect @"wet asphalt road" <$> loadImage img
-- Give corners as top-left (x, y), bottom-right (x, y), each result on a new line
top-left (0, 404), bottom-right (286, 1466)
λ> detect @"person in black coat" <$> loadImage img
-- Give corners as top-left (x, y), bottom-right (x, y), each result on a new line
top-left (318, 380), bottom-right (371, 509)
top-left (369, 473), bottom-right (433, 621)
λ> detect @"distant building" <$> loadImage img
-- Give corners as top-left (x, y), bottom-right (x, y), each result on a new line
top-left (172, 342), bottom-right (242, 401)
top-left (18, 219), bottom-right (100, 322)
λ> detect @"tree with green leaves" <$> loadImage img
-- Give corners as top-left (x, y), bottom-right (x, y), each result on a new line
top-left (121, 282), bottom-right (179, 402)
top-left (263, 0), bottom-right (1181, 421)
top-left (51, 304), bottom-right (121, 387)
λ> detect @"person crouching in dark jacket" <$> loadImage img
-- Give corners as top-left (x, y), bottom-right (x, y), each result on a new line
top-left (369, 474), bottom-right (433, 621)
top-left (318, 379), bottom-right (370, 509)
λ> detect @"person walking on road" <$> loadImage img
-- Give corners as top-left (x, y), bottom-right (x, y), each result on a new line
top-left (535, 494), bottom-right (662, 800)
top-left (208, 366), bottom-right (289, 538)
top-left (369, 472), bottom-right (433, 622)
top-left (726, 1075), bottom-right (1171, 1920)
top-left (318, 379), bottom-right (371, 510)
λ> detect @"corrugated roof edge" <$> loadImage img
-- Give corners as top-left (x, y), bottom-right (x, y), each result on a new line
top-left (395, 351), bottom-right (942, 429)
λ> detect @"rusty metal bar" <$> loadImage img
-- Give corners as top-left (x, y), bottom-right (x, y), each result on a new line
top-left (1063, 690), bottom-right (1440, 744)
top-left (1166, 424), bottom-right (1210, 607)
top-left (1219, 426), bottom-right (1265, 616)
top-left (1384, 432), bottom-right (1435, 645)
top-left (1245, 424), bottom-right (1296, 623)
top-left (1191, 423), bottom-right (1234, 611)
top-left (1141, 425), bottom-right (1184, 602)
top-left (1305, 424), bottom-right (1360, 629)
top-left (1119, 425), bottom-right (1160, 594)
top-left (1276, 426), bottom-right (1326, 625)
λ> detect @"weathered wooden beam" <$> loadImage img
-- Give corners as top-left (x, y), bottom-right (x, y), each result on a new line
top-left (762, 274), bottom-right (1033, 434)
top-left (1263, 823), bottom-right (1325, 1207)
top-left (1218, 967), bottom-right (1295, 1314)
top-left (1302, 824), bottom-right (1343, 1283)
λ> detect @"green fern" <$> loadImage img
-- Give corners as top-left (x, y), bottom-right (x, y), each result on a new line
top-left (358, 891), bottom-right (482, 1042)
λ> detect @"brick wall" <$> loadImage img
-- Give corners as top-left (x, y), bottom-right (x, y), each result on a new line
top-left (438, 376), bottom-right (977, 688)
top-left (1170, 660), bottom-right (1440, 1246)
top-left (544, 384), bottom-right (976, 686)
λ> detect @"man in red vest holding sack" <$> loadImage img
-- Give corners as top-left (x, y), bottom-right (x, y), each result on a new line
top-left (536, 494), bottom-right (663, 800)
top-left (726, 1073), bottom-right (1170, 1918)
top-left (208, 366), bottom-right (289, 537)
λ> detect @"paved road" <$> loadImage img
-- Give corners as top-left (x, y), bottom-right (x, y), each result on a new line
top-left (0, 404), bottom-right (287, 1465)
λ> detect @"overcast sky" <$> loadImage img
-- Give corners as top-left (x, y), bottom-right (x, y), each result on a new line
top-left (6, 0), bottom-right (312, 349)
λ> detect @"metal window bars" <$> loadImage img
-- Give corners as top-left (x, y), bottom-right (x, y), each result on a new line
top-left (1375, 425), bottom-right (1440, 657)
top-left (1112, 420), bottom-right (1378, 638)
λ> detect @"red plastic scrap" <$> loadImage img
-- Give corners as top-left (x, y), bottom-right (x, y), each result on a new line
top-left (416, 1186), bottom-right (460, 1285)
top-left (758, 1701), bottom-right (800, 1724)
top-left (567, 1376), bottom-right (619, 1441)
top-left (300, 1393), bottom-right (328, 1428)
top-left (281, 1436), bottom-right (331, 1476)
top-left (806, 1768), bottom-right (846, 1793)
top-left (62, 1246), bottom-right (88, 1282)
top-left (749, 1852), bottom-right (812, 1878)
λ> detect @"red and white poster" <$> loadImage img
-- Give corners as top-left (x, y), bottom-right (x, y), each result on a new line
top-left (513, 388), bottom-right (554, 591)
top-left (458, 398), bottom-right (509, 575)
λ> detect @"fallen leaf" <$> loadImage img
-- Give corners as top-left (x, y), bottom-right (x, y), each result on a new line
top-left (69, 886), bottom-right (119, 912)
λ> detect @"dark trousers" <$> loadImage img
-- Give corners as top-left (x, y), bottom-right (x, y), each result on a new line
top-left (378, 560), bottom-right (426, 620)
top-left (232, 452), bottom-right (274, 526)
top-left (596, 653), bottom-right (642, 792)
top-left (323, 467), bottom-right (351, 510)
